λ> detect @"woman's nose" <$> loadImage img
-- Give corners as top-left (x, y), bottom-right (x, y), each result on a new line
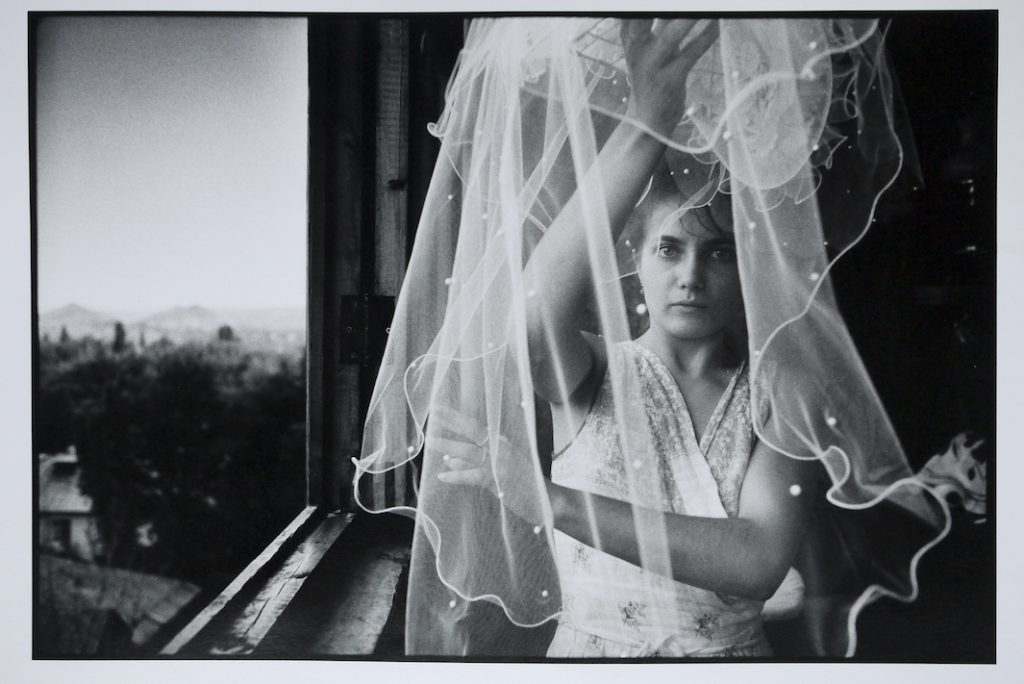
top-left (676, 252), bottom-right (704, 290)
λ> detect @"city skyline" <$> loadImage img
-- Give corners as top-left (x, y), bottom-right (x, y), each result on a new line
top-left (39, 301), bottom-right (305, 318)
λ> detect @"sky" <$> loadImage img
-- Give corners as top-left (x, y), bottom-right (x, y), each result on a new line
top-left (35, 16), bottom-right (308, 314)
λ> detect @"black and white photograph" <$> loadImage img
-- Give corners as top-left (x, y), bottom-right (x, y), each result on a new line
top-left (4, 1), bottom-right (1015, 679)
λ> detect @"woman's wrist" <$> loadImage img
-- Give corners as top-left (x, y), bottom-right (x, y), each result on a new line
top-left (624, 102), bottom-right (681, 141)
top-left (605, 112), bottom-right (669, 176)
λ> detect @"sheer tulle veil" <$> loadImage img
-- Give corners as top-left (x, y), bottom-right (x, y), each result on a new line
top-left (353, 17), bottom-right (950, 657)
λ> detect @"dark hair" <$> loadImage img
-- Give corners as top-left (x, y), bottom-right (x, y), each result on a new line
top-left (633, 169), bottom-right (733, 247)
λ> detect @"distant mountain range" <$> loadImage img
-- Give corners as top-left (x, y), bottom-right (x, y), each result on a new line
top-left (39, 304), bottom-right (117, 337)
top-left (39, 304), bottom-right (305, 350)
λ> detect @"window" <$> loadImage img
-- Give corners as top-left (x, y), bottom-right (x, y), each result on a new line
top-left (50, 460), bottom-right (75, 479)
top-left (33, 12), bottom-right (466, 659)
top-left (156, 15), bottom-right (465, 658)
top-left (48, 518), bottom-right (70, 552)
top-left (33, 15), bottom-right (310, 656)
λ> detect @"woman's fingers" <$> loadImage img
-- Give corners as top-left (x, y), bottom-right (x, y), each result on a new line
top-left (429, 436), bottom-right (482, 463)
top-left (437, 456), bottom-right (489, 486)
top-left (669, 19), bottom-right (719, 74)
top-left (437, 467), bottom-right (486, 486)
top-left (430, 404), bottom-right (487, 443)
top-left (621, 18), bottom-right (654, 57)
top-left (620, 18), bottom-right (654, 73)
top-left (652, 19), bottom-right (699, 62)
top-left (620, 18), bottom-right (717, 102)
top-left (443, 456), bottom-right (478, 471)
top-left (623, 18), bottom-right (701, 70)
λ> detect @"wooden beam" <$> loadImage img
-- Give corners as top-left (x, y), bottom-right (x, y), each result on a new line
top-left (305, 18), bottom-right (327, 510)
top-left (308, 532), bottom-right (409, 654)
top-left (373, 19), bottom-right (410, 510)
top-left (374, 19), bottom-right (409, 299)
top-left (307, 17), bottom-right (371, 511)
top-left (160, 506), bottom-right (322, 655)
top-left (246, 512), bottom-right (414, 658)
top-left (209, 513), bottom-right (354, 655)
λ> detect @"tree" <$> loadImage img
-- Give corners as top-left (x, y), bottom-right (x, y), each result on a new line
top-left (59, 326), bottom-right (70, 344)
top-left (216, 324), bottom-right (235, 343)
top-left (112, 322), bottom-right (127, 353)
top-left (49, 341), bottom-right (306, 588)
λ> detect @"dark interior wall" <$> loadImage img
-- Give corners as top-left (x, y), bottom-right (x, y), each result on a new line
top-left (793, 13), bottom-right (996, 662)
top-left (833, 13), bottom-right (996, 466)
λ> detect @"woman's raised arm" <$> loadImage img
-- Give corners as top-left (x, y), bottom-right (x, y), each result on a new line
top-left (523, 20), bottom-right (719, 404)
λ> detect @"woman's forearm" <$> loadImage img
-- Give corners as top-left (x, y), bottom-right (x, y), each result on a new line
top-left (523, 121), bottom-right (665, 398)
top-left (522, 21), bottom-right (720, 400)
top-left (546, 481), bottom-right (792, 600)
top-left (523, 120), bottom-right (663, 304)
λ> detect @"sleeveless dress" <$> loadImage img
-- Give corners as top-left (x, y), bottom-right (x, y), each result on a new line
top-left (547, 341), bottom-right (772, 658)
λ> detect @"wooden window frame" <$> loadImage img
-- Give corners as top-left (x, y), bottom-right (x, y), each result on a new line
top-left (161, 16), bottom-right (463, 657)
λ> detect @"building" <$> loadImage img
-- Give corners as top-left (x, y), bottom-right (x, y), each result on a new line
top-left (37, 447), bottom-right (201, 655)
top-left (38, 447), bottom-right (104, 562)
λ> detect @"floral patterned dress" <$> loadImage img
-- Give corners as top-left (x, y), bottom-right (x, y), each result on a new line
top-left (547, 341), bottom-right (772, 658)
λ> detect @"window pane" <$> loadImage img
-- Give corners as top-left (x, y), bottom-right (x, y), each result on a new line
top-left (34, 16), bottom-right (308, 657)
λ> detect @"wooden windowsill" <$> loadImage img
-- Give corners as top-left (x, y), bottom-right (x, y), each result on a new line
top-left (160, 508), bottom-right (412, 657)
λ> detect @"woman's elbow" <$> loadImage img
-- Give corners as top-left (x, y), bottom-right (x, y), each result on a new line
top-left (751, 575), bottom-right (785, 602)
top-left (738, 546), bottom-right (793, 601)
top-left (688, 556), bottom-right (785, 600)
top-left (727, 567), bottom-right (786, 602)
top-left (756, 553), bottom-right (797, 601)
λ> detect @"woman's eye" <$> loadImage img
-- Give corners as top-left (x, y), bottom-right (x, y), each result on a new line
top-left (710, 247), bottom-right (736, 261)
top-left (657, 245), bottom-right (678, 258)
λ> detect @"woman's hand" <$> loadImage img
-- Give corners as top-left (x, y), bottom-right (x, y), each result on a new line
top-left (620, 19), bottom-right (719, 137)
top-left (431, 404), bottom-right (546, 522)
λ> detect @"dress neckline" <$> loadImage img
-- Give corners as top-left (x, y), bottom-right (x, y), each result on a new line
top-left (627, 341), bottom-right (746, 455)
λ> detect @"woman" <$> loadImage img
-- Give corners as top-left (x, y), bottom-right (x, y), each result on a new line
top-left (442, 20), bottom-right (804, 656)
top-left (358, 17), bottom-right (948, 658)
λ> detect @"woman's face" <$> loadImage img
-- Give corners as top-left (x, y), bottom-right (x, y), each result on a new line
top-left (637, 203), bottom-right (743, 342)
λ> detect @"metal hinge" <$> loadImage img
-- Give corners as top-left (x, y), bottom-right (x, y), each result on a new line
top-left (339, 295), bottom-right (396, 366)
